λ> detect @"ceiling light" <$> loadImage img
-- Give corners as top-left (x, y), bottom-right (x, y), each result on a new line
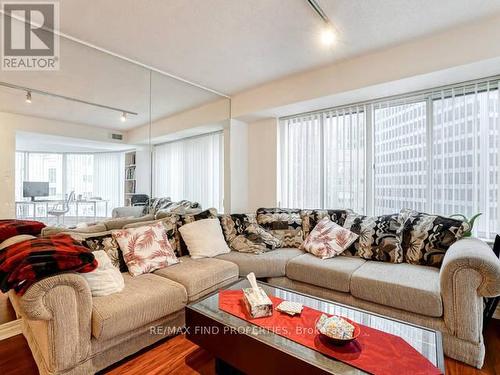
top-left (120, 112), bottom-right (127, 122)
top-left (321, 25), bottom-right (336, 46)
top-left (25, 91), bottom-right (32, 104)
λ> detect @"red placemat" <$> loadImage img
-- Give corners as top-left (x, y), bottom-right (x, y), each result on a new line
top-left (219, 290), bottom-right (442, 375)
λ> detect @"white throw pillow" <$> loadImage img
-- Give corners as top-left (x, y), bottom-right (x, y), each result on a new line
top-left (81, 250), bottom-right (125, 297)
top-left (178, 218), bottom-right (230, 259)
top-left (301, 217), bottom-right (358, 259)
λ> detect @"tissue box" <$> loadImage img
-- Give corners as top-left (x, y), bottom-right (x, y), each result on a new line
top-left (243, 287), bottom-right (273, 318)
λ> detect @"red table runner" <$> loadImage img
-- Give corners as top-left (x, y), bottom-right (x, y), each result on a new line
top-left (219, 290), bottom-right (442, 375)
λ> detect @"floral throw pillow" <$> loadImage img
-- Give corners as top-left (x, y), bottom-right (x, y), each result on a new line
top-left (399, 208), bottom-right (469, 268)
top-left (343, 213), bottom-right (404, 263)
top-left (73, 232), bottom-right (128, 273)
top-left (112, 222), bottom-right (179, 277)
top-left (300, 209), bottom-right (350, 237)
top-left (301, 217), bottom-right (358, 259)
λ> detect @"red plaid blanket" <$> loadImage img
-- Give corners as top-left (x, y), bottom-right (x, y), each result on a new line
top-left (0, 219), bottom-right (46, 243)
top-left (0, 234), bottom-right (97, 295)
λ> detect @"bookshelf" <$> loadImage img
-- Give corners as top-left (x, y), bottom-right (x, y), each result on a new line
top-left (124, 151), bottom-right (136, 206)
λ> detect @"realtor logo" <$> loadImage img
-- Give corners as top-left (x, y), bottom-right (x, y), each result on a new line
top-left (1, 1), bottom-right (59, 70)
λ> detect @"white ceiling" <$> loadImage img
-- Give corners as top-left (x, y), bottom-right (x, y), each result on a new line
top-left (58, 0), bottom-right (500, 94)
top-left (1, 0), bottom-right (499, 131)
top-left (0, 33), bottom-right (222, 130)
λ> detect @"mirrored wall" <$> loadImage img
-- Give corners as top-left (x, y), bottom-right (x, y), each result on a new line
top-left (0, 30), bottom-right (230, 228)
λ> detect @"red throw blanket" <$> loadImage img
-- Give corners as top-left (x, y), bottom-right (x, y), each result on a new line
top-left (0, 219), bottom-right (46, 243)
top-left (0, 234), bottom-right (97, 295)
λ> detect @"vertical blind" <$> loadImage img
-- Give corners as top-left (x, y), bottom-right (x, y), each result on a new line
top-left (280, 106), bottom-right (366, 213)
top-left (153, 132), bottom-right (224, 211)
top-left (279, 77), bottom-right (500, 239)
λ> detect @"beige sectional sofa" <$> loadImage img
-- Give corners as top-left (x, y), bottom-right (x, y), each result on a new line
top-left (8, 212), bottom-right (500, 374)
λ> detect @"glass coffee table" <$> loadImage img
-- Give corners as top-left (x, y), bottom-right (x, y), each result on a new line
top-left (185, 279), bottom-right (445, 374)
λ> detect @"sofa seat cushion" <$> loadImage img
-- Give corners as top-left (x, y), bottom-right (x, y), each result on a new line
top-left (287, 254), bottom-right (366, 292)
top-left (154, 256), bottom-right (238, 301)
top-left (92, 273), bottom-right (186, 340)
top-left (350, 262), bottom-right (442, 317)
top-left (216, 248), bottom-right (304, 278)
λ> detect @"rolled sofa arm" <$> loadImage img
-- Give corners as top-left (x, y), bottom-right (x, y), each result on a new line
top-left (440, 238), bottom-right (500, 342)
top-left (9, 273), bottom-right (93, 375)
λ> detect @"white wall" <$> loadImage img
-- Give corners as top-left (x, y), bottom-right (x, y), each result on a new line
top-left (0, 125), bottom-right (16, 218)
top-left (229, 119), bottom-right (249, 212)
top-left (247, 118), bottom-right (278, 211)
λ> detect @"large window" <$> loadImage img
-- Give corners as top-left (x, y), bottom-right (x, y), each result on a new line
top-left (154, 132), bottom-right (224, 211)
top-left (280, 78), bottom-right (499, 238)
top-left (16, 152), bottom-right (124, 218)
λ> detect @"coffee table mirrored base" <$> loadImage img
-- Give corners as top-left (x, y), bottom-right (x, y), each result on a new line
top-left (186, 279), bottom-right (444, 375)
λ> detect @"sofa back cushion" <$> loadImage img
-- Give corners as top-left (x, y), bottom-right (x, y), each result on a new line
top-left (399, 208), bottom-right (469, 268)
top-left (41, 222), bottom-right (107, 236)
top-left (300, 209), bottom-right (350, 237)
top-left (343, 212), bottom-right (404, 263)
top-left (103, 214), bottom-right (155, 231)
top-left (256, 208), bottom-right (303, 248)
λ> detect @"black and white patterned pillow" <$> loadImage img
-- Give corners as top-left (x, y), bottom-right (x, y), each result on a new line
top-left (399, 208), bottom-right (469, 268)
top-left (72, 232), bottom-right (128, 272)
top-left (228, 224), bottom-right (283, 254)
top-left (343, 213), bottom-right (404, 263)
top-left (219, 214), bottom-right (257, 243)
top-left (256, 208), bottom-right (303, 248)
top-left (300, 209), bottom-right (350, 237)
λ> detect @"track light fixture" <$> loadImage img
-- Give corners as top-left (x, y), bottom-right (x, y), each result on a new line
top-left (0, 81), bottom-right (138, 121)
top-left (306, 0), bottom-right (337, 47)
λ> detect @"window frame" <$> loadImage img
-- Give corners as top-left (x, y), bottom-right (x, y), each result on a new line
top-left (279, 76), bottom-right (500, 239)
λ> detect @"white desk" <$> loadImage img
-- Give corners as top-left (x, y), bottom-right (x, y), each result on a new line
top-left (15, 200), bottom-right (109, 222)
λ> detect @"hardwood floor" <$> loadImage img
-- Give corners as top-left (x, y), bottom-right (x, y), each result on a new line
top-left (0, 293), bottom-right (16, 325)
top-left (0, 320), bottom-right (498, 374)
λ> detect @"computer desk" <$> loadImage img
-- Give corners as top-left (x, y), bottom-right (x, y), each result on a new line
top-left (15, 199), bottom-right (109, 222)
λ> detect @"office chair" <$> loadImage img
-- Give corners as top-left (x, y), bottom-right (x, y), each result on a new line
top-left (48, 191), bottom-right (75, 226)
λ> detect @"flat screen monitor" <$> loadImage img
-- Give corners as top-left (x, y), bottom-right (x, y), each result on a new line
top-left (23, 181), bottom-right (49, 201)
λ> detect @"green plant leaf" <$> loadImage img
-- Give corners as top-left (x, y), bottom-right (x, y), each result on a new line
top-left (468, 213), bottom-right (482, 228)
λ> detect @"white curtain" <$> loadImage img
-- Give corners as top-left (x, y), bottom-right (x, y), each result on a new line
top-left (280, 114), bottom-right (322, 209)
top-left (154, 132), bottom-right (224, 211)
